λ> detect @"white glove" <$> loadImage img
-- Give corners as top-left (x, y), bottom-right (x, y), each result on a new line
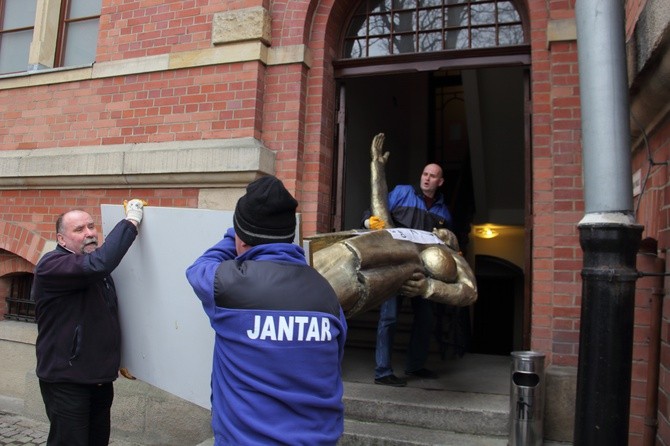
top-left (124, 199), bottom-right (147, 225)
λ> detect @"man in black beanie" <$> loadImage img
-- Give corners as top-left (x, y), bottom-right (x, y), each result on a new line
top-left (233, 175), bottom-right (298, 246)
top-left (186, 175), bottom-right (347, 446)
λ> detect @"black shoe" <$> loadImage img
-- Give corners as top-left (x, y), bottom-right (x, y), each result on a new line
top-left (405, 368), bottom-right (438, 379)
top-left (374, 374), bottom-right (407, 387)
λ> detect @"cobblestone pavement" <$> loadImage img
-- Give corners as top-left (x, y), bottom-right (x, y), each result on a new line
top-left (0, 411), bottom-right (47, 446)
top-left (0, 411), bottom-right (142, 446)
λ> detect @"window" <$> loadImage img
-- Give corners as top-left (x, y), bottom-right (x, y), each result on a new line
top-left (0, 0), bottom-right (101, 75)
top-left (0, 0), bottom-right (37, 74)
top-left (57, 0), bottom-right (101, 67)
top-left (343, 0), bottom-right (525, 59)
top-left (5, 273), bottom-right (35, 323)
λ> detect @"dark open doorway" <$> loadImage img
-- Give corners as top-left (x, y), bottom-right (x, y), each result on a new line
top-left (471, 255), bottom-right (524, 355)
top-left (334, 66), bottom-right (528, 355)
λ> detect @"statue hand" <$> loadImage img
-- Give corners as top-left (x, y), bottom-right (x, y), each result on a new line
top-left (400, 272), bottom-right (428, 297)
top-left (371, 133), bottom-right (390, 165)
top-left (432, 228), bottom-right (460, 251)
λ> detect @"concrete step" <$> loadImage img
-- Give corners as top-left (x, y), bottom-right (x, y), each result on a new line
top-left (343, 382), bottom-right (509, 437)
top-left (341, 348), bottom-right (515, 445)
top-left (341, 419), bottom-right (571, 446)
top-left (340, 419), bottom-right (508, 445)
top-left (340, 348), bottom-right (572, 446)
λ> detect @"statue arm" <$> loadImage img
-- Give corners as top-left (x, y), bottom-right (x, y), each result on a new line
top-left (370, 133), bottom-right (393, 228)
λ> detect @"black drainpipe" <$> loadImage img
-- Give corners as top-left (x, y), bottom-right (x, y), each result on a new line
top-left (573, 2), bottom-right (644, 445)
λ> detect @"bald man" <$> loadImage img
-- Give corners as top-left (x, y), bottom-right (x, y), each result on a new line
top-left (366, 163), bottom-right (453, 387)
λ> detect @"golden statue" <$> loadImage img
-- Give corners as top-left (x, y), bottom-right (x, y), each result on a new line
top-left (309, 133), bottom-right (477, 318)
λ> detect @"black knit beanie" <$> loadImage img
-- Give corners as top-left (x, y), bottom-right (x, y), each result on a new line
top-left (233, 175), bottom-right (298, 246)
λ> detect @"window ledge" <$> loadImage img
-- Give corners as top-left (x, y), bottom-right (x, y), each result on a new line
top-left (0, 63), bottom-right (93, 81)
top-left (0, 320), bottom-right (37, 345)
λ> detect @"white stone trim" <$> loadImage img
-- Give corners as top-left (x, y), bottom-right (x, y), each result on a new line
top-left (0, 138), bottom-right (275, 189)
top-left (0, 43), bottom-right (311, 91)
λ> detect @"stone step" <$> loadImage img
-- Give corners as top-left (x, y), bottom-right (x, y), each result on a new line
top-left (340, 419), bottom-right (508, 445)
top-left (340, 350), bottom-right (573, 446)
top-left (341, 419), bottom-right (572, 446)
top-left (343, 382), bottom-right (509, 437)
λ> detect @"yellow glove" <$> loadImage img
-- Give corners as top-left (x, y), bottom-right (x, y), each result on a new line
top-left (368, 216), bottom-right (386, 230)
top-left (123, 199), bottom-right (148, 225)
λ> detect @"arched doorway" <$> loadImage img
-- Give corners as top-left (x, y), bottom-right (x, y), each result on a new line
top-left (472, 254), bottom-right (524, 355)
top-left (331, 0), bottom-right (531, 356)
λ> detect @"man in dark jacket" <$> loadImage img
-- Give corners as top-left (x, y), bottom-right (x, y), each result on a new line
top-left (186, 175), bottom-right (347, 445)
top-left (33, 199), bottom-right (145, 446)
top-left (365, 163), bottom-right (453, 387)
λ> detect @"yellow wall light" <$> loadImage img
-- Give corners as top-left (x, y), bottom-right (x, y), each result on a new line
top-left (473, 225), bottom-right (500, 239)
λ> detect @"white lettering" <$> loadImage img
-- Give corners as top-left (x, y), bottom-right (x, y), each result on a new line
top-left (321, 318), bottom-right (331, 341)
top-left (294, 316), bottom-right (308, 340)
top-left (246, 315), bottom-right (333, 342)
top-left (260, 317), bottom-right (277, 340)
top-left (247, 315), bottom-right (261, 339)
top-left (278, 316), bottom-right (293, 341)
top-left (305, 318), bottom-right (320, 341)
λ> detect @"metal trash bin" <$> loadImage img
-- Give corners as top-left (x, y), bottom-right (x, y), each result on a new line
top-left (509, 351), bottom-right (545, 446)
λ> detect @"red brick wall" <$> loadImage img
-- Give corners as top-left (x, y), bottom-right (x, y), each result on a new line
top-left (0, 64), bottom-right (264, 150)
top-left (97, 1), bottom-right (219, 63)
top-left (627, 0), bottom-right (669, 443)
top-left (0, 189), bottom-right (198, 264)
top-left (632, 249), bottom-right (665, 445)
top-left (527, 0), bottom-right (583, 368)
top-left (631, 115), bottom-right (670, 444)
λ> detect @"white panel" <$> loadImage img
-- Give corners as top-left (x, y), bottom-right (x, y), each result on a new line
top-left (101, 205), bottom-right (301, 410)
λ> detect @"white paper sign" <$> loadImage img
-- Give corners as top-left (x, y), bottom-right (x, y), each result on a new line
top-left (385, 227), bottom-right (444, 245)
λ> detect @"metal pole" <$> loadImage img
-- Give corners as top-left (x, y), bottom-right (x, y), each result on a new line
top-left (575, 0), bottom-right (633, 211)
top-left (574, 1), bottom-right (643, 444)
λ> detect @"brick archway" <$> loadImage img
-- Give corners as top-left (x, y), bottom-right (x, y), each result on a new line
top-left (0, 255), bottom-right (35, 276)
top-left (0, 221), bottom-right (48, 268)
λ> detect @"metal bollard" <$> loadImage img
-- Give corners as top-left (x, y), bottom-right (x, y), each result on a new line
top-left (509, 351), bottom-right (545, 446)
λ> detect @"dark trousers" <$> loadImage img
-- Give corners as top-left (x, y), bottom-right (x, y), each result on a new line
top-left (39, 380), bottom-right (114, 446)
top-left (375, 295), bottom-right (434, 378)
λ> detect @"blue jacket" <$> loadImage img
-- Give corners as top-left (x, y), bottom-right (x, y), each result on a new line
top-left (186, 228), bottom-right (347, 445)
top-left (33, 219), bottom-right (138, 384)
top-left (384, 184), bottom-right (452, 231)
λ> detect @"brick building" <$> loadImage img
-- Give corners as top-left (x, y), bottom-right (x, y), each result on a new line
top-left (0, 0), bottom-right (668, 443)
